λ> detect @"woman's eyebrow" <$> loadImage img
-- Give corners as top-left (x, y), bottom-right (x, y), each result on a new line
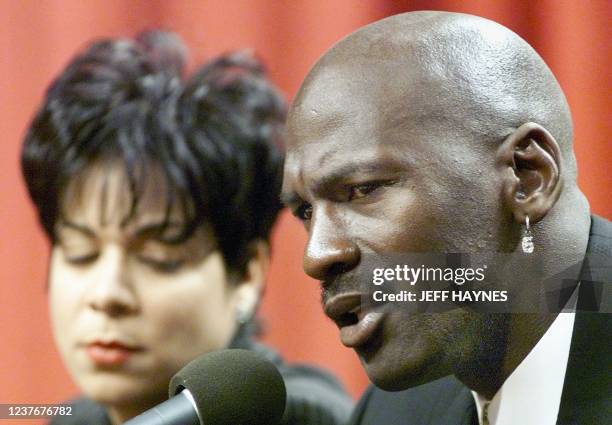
top-left (131, 221), bottom-right (178, 236)
top-left (130, 221), bottom-right (191, 243)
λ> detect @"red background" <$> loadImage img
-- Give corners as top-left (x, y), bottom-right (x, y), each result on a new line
top-left (1, 1), bottom-right (610, 423)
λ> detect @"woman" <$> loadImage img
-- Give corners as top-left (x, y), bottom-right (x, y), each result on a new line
top-left (22, 30), bottom-right (352, 424)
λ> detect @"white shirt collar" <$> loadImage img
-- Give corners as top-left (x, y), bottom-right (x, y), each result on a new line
top-left (471, 289), bottom-right (578, 425)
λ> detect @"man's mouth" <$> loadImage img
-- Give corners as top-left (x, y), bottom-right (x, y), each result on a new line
top-left (324, 293), bottom-right (386, 348)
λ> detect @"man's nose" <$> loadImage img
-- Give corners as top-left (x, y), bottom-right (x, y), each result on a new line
top-left (87, 246), bottom-right (139, 317)
top-left (303, 205), bottom-right (359, 281)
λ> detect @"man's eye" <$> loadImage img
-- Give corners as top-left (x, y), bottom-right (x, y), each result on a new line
top-left (137, 256), bottom-right (185, 273)
top-left (348, 183), bottom-right (382, 201)
top-left (65, 253), bottom-right (99, 265)
top-left (295, 203), bottom-right (313, 221)
top-left (348, 180), bottom-right (397, 201)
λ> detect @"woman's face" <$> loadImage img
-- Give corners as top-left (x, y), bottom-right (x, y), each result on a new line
top-left (49, 163), bottom-right (247, 409)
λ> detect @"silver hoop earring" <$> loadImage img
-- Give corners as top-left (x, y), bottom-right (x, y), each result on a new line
top-left (521, 216), bottom-right (534, 254)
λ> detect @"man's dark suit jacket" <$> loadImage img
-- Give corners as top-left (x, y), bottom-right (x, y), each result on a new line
top-left (350, 215), bottom-right (611, 425)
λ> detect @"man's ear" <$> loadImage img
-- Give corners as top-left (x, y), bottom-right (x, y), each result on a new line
top-left (497, 122), bottom-right (563, 224)
top-left (231, 240), bottom-right (270, 319)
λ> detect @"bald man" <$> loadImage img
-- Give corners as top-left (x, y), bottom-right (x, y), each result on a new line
top-left (281, 12), bottom-right (610, 425)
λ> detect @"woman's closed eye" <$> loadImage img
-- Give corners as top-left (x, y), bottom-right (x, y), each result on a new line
top-left (136, 241), bottom-right (188, 273)
top-left (65, 252), bottom-right (100, 265)
top-left (136, 255), bottom-right (186, 273)
top-left (59, 237), bottom-right (100, 265)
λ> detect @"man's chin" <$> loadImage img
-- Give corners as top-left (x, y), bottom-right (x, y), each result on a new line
top-left (359, 346), bottom-right (447, 392)
top-left (364, 363), bottom-right (437, 391)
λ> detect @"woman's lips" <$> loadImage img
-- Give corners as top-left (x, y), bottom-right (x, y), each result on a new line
top-left (85, 341), bottom-right (142, 366)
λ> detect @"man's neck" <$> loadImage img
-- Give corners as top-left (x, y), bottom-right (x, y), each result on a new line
top-left (458, 206), bottom-right (590, 398)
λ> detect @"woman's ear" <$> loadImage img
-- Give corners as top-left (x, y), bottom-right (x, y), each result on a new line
top-left (232, 240), bottom-right (270, 322)
top-left (497, 122), bottom-right (563, 224)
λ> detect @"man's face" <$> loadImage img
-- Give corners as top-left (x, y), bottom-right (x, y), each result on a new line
top-left (282, 62), bottom-right (505, 389)
top-left (49, 162), bottom-right (240, 408)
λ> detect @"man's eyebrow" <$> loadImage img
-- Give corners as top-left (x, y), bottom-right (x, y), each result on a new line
top-left (314, 160), bottom-right (400, 190)
top-left (281, 159), bottom-right (404, 208)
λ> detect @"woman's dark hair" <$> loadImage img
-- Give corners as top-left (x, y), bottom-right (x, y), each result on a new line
top-left (21, 30), bottom-right (286, 276)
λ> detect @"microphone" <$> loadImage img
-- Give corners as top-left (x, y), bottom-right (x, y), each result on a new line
top-left (125, 349), bottom-right (287, 425)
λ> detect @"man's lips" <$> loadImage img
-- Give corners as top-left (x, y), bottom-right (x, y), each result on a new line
top-left (324, 293), bottom-right (386, 348)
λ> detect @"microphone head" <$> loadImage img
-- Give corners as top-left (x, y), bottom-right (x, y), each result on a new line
top-left (169, 349), bottom-right (286, 425)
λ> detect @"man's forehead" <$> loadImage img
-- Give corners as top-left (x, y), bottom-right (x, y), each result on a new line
top-left (287, 61), bottom-right (425, 147)
top-left (289, 63), bottom-right (377, 122)
top-left (287, 12), bottom-right (444, 130)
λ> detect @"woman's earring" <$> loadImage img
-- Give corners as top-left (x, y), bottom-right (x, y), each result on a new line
top-left (521, 216), bottom-right (534, 254)
top-left (235, 303), bottom-right (253, 324)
